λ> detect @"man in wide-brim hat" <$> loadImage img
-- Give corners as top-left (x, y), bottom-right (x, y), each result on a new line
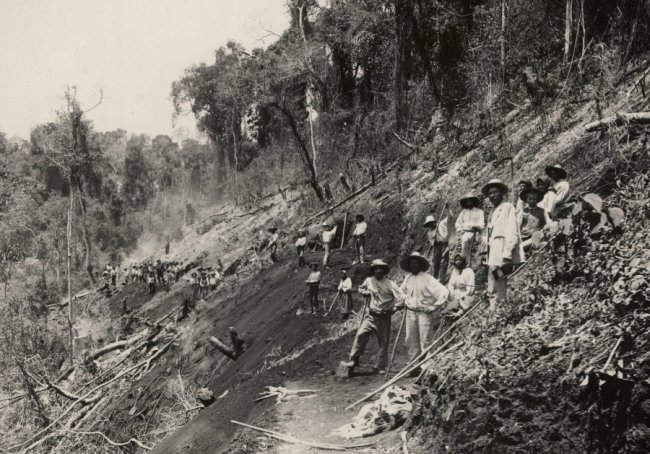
top-left (295, 229), bottom-right (308, 268)
top-left (544, 165), bottom-right (570, 215)
top-left (398, 252), bottom-right (449, 367)
top-left (482, 178), bottom-right (524, 311)
top-left (344, 259), bottom-right (404, 374)
top-left (352, 214), bottom-right (368, 265)
top-left (455, 193), bottom-right (485, 264)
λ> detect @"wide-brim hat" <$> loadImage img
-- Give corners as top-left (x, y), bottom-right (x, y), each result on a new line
top-left (517, 180), bottom-right (533, 188)
top-left (400, 252), bottom-right (430, 272)
top-left (459, 193), bottom-right (481, 209)
top-left (267, 227), bottom-right (278, 233)
top-left (520, 187), bottom-right (543, 202)
top-left (369, 259), bottom-right (390, 273)
top-left (545, 164), bottom-right (567, 179)
top-left (482, 178), bottom-right (509, 196)
top-left (423, 215), bottom-right (436, 227)
top-left (582, 193), bottom-right (603, 212)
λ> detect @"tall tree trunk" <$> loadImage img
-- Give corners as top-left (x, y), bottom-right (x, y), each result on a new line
top-left (564, 0), bottom-right (573, 63)
top-left (394, 0), bottom-right (412, 132)
top-left (413, 0), bottom-right (442, 104)
top-left (271, 103), bottom-right (324, 202)
top-left (66, 180), bottom-right (74, 360)
top-left (500, 0), bottom-right (507, 84)
top-left (75, 180), bottom-right (95, 286)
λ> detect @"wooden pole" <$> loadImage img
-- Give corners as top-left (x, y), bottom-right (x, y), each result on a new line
top-left (340, 212), bottom-right (347, 249)
top-left (385, 309), bottom-right (407, 378)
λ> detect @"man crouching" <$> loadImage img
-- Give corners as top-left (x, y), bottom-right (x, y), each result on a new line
top-left (343, 259), bottom-right (404, 374)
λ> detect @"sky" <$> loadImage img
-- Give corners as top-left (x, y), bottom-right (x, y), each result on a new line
top-left (0, 0), bottom-right (289, 141)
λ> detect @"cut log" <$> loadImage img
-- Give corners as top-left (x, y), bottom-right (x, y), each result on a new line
top-left (584, 112), bottom-right (650, 131)
top-left (208, 336), bottom-right (237, 360)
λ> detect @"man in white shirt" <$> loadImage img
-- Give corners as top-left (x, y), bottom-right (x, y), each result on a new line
top-left (344, 259), bottom-right (404, 373)
top-left (337, 270), bottom-right (353, 318)
top-left (482, 179), bottom-right (524, 311)
top-left (321, 222), bottom-right (337, 268)
top-left (545, 165), bottom-right (570, 216)
top-left (424, 214), bottom-right (449, 280)
top-left (352, 214), bottom-right (368, 265)
top-left (455, 193), bottom-right (485, 264)
top-left (305, 263), bottom-right (322, 314)
top-left (399, 252), bottom-right (449, 366)
top-left (295, 230), bottom-right (307, 268)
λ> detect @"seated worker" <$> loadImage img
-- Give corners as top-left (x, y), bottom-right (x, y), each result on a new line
top-left (344, 259), bottom-right (404, 374)
top-left (519, 187), bottom-right (547, 249)
top-left (455, 193), bottom-right (485, 264)
top-left (536, 177), bottom-right (557, 224)
top-left (305, 263), bottom-right (322, 314)
top-left (446, 254), bottom-right (475, 315)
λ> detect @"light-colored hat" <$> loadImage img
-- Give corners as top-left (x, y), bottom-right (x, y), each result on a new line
top-left (582, 193), bottom-right (603, 212)
top-left (423, 215), bottom-right (436, 227)
top-left (459, 192), bottom-right (481, 209)
top-left (369, 259), bottom-right (390, 273)
top-left (400, 251), bottom-right (430, 272)
top-left (545, 164), bottom-right (567, 179)
top-left (481, 178), bottom-right (509, 196)
top-left (322, 221), bottom-right (331, 228)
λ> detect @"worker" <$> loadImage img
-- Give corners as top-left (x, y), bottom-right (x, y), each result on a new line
top-left (322, 222), bottom-right (337, 268)
top-left (399, 252), bottom-right (449, 369)
top-left (344, 259), bottom-right (404, 374)
top-left (514, 180), bottom-right (533, 223)
top-left (147, 271), bottom-right (156, 294)
top-left (455, 193), bottom-right (485, 264)
top-left (424, 214), bottom-right (448, 280)
top-left (295, 230), bottom-right (307, 268)
top-left (267, 227), bottom-right (279, 262)
top-left (190, 272), bottom-right (199, 301)
top-left (536, 177), bottom-right (557, 224)
top-left (519, 187), bottom-right (546, 249)
top-left (446, 254), bottom-right (475, 315)
top-left (337, 270), bottom-right (353, 319)
top-left (110, 265), bottom-right (117, 286)
top-left (352, 214), bottom-right (368, 265)
top-left (482, 179), bottom-right (524, 311)
top-left (305, 263), bottom-right (321, 314)
top-left (545, 164), bottom-right (570, 215)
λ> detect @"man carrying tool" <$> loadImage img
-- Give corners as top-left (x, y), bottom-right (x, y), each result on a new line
top-left (455, 193), bottom-right (485, 264)
top-left (322, 222), bottom-right (337, 268)
top-left (295, 229), bottom-right (307, 268)
top-left (337, 270), bottom-right (353, 319)
top-left (482, 179), bottom-right (524, 311)
top-left (399, 252), bottom-right (449, 373)
top-left (351, 214), bottom-right (367, 265)
top-left (342, 259), bottom-right (404, 374)
top-left (305, 263), bottom-right (321, 314)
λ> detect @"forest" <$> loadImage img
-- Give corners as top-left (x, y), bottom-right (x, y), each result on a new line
top-left (1, 0), bottom-right (649, 452)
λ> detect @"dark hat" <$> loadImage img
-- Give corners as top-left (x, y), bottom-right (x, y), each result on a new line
top-left (399, 252), bottom-right (430, 272)
top-left (545, 164), bottom-right (567, 179)
top-left (536, 177), bottom-right (552, 190)
top-left (459, 192), bottom-right (481, 209)
top-left (268, 227), bottom-right (278, 233)
top-left (520, 187), bottom-right (543, 202)
top-left (517, 180), bottom-right (533, 188)
top-left (481, 179), bottom-right (509, 196)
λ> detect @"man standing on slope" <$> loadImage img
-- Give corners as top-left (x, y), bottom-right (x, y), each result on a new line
top-left (337, 269), bottom-right (353, 319)
top-left (295, 229), bottom-right (307, 268)
top-left (322, 222), bottom-right (337, 268)
top-left (424, 214), bottom-right (449, 280)
top-left (351, 214), bottom-right (367, 265)
top-left (344, 259), bottom-right (404, 374)
top-left (455, 193), bottom-right (484, 264)
top-left (400, 252), bottom-right (449, 371)
top-left (545, 164), bottom-right (570, 217)
top-left (483, 179), bottom-right (524, 311)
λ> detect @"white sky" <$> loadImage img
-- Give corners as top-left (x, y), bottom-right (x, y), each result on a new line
top-left (0, 0), bottom-right (289, 140)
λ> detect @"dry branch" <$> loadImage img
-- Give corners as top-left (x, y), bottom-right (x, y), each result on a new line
top-left (68, 430), bottom-right (152, 450)
top-left (584, 112), bottom-right (650, 131)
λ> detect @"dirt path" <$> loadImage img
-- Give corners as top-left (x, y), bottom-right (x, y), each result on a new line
top-left (150, 248), bottom-right (414, 453)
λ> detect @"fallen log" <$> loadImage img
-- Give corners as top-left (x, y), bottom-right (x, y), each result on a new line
top-left (208, 336), bottom-right (238, 360)
top-left (584, 112), bottom-right (650, 131)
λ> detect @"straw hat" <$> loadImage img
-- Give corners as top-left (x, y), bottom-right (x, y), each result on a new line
top-left (400, 251), bottom-right (430, 272)
top-left (520, 187), bottom-right (543, 202)
top-left (481, 178), bottom-right (509, 196)
top-left (459, 192), bottom-right (481, 209)
top-left (369, 259), bottom-right (390, 274)
top-left (545, 164), bottom-right (567, 179)
top-left (423, 215), bottom-right (436, 228)
top-left (582, 193), bottom-right (603, 212)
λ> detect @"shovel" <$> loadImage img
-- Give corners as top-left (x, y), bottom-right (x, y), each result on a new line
top-left (336, 295), bottom-right (370, 378)
top-left (324, 292), bottom-right (340, 316)
top-left (296, 286), bottom-right (308, 316)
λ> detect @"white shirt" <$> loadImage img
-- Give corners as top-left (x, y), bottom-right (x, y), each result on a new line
top-left (399, 272), bottom-right (449, 312)
top-left (553, 180), bottom-right (570, 208)
top-left (455, 208), bottom-right (485, 233)
top-left (359, 276), bottom-right (403, 312)
top-left (295, 237), bottom-right (307, 247)
top-left (353, 222), bottom-right (367, 236)
top-left (322, 226), bottom-right (337, 243)
top-left (427, 216), bottom-right (449, 245)
top-left (447, 268), bottom-right (475, 299)
top-left (269, 233), bottom-right (279, 244)
top-left (338, 277), bottom-right (352, 292)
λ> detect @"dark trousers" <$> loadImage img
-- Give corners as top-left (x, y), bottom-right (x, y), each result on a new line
top-left (340, 291), bottom-right (352, 316)
top-left (431, 242), bottom-right (448, 280)
top-left (350, 313), bottom-right (392, 369)
top-left (308, 285), bottom-right (319, 311)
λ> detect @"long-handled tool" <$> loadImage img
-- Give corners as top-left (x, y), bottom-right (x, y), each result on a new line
top-left (325, 291), bottom-right (340, 316)
top-left (384, 308), bottom-right (407, 378)
top-left (296, 286), bottom-right (308, 316)
top-left (336, 295), bottom-right (370, 378)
